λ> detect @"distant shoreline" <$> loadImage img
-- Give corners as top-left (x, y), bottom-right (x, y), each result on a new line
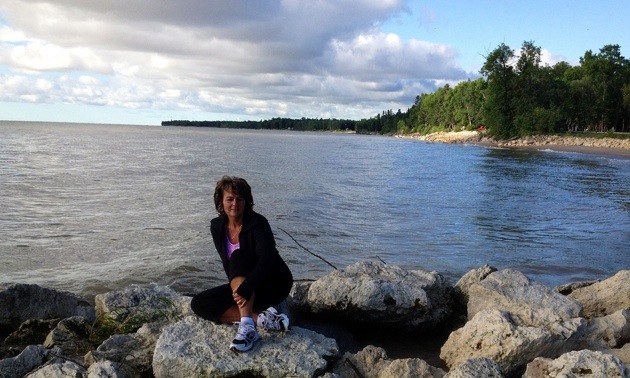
top-left (398, 131), bottom-right (630, 158)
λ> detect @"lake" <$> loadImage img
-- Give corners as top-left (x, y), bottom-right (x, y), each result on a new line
top-left (1, 121), bottom-right (628, 299)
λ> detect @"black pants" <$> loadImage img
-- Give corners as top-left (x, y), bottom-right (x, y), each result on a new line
top-left (190, 250), bottom-right (293, 323)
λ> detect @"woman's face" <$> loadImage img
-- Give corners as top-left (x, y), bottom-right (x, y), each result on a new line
top-left (222, 190), bottom-right (246, 220)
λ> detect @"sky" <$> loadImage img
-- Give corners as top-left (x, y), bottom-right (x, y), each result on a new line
top-left (0, 0), bottom-right (628, 126)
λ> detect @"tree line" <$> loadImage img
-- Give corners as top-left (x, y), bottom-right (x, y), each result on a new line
top-left (161, 118), bottom-right (357, 132)
top-left (163, 42), bottom-right (630, 139)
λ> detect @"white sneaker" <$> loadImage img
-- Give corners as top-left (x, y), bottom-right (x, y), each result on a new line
top-left (258, 307), bottom-right (289, 331)
top-left (229, 322), bottom-right (260, 352)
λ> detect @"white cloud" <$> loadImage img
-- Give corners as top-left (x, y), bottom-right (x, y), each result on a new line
top-left (0, 0), bottom-right (473, 121)
top-left (541, 48), bottom-right (570, 66)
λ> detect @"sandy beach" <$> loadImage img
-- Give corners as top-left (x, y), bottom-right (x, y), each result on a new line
top-left (399, 131), bottom-right (630, 158)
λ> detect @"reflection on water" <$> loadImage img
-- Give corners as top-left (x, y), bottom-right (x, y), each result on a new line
top-left (0, 122), bottom-right (629, 298)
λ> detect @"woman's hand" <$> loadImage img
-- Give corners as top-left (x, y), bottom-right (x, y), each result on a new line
top-left (233, 291), bottom-right (247, 308)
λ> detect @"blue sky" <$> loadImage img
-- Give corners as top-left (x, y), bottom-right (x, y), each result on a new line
top-left (0, 0), bottom-right (628, 126)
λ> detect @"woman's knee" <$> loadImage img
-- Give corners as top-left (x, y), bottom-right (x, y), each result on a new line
top-left (190, 293), bottom-right (205, 315)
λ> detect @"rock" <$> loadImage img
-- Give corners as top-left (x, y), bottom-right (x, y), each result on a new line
top-left (523, 349), bottom-right (630, 377)
top-left (330, 345), bottom-right (446, 378)
top-left (610, 344), bottom-right (630, 367)
top-left (580, 309), bottom-right (630, 349)
top-left (43, 316), bottom-right (92, 358)
top-left (306, 261), bottom-right (453, 330)
top-left (4, 319), bottom-right (60, 350)
top-left (555, 280), bottom-right (600, 295)
top-left (568, 270), bottom-right (630, 319)
top-left (288, 281), bottom-right (312, 313)
top-left (445, 270), bottom-right (588, 375)
top-left (25, 360), bottom-right (86, 378)
top-left (0, 344), bottom-right (48, 378)
top-left (152, 316), bottom-right (339, 378)
top-left (467, 269), bottom-right (582, 329)
top-left (453, 264), bottom-right (497, 314)
top-left (94, 283), bottom-right (191, 324)
top-left (85, 321), bottom-right (162, 378)
top-left (0, 283), bottom-right (94, 327)
top-left (86, 360), bottom-right (124, 378)
top-left (440, 309), bottom-right (585, 375)
top-left (443, 358), bottom-right (504, 378)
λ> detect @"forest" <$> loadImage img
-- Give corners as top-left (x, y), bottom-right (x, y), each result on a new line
top-left (163, 42), bottom-right (630, 140)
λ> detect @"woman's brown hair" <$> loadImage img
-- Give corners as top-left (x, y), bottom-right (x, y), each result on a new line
top-left (213, 176), bottom-right (255, 216)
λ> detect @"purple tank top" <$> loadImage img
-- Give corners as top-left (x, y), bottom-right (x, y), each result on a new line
top-left (226, 232), bottom-right (240, 260)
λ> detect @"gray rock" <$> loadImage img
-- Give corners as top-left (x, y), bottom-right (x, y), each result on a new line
top-left (555, 280), bottom-right (600, 295)
top-left (85, 322), bottom-right (162, 378)
top-left (331, 345), bottom-right (446, 378)
top-left (0, 344), bottom-right (48, 378)
top-left (306, 261), bottom-right (453, 330)
top-left (24, 360), bottom-right (85, 378)
top-left (86, 360), bottom-right (124, 378)
top-left (288, 281), bottom-right (312, 312)
top-left (523, 349), bottom-right (630, 377)
top-left (467, 269), bottom-right (582, 329)
top-left (0, 284), bottom-right (94, 326)
top-left (443, 358), bottom-right (504, 378)
top-left (94, 283), bottom-right (191, 324)
top-left (580, 309), bottom-right (630, 349)
top-left (440, 309), bottom-right (585, 375)
top-left (152, 315), bottom-right (339, 378)
top-left (568, 270), bottom-right (630, 319)
top-left (4, 319), bottom-right (60, 349)
top-left (609, 344), bottom-right (630, 367)
top-left (43, 316), bottom-right (92, 358)
top-left (453, 264), bottom-right (497, 314)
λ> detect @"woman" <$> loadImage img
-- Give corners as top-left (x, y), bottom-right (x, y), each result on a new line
top-left (191, 176), bottom-right (293, 352)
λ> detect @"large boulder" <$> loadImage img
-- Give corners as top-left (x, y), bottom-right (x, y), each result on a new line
top-left (43, 316), bottom-right (92, 359)
top-left (0, 344), bottom-right (48, 378)
top-left (452, 264), bottom-right (497, 315)
top-left (329, 345), bottom-right (446, 378)
top-left (85, 322), bottom-right (162, 377)
top-left (523, 349), bottom-right (630, 377)
top-left (580, 309), bottom-right (630, 350)
top-left (442, 269), bottom-right (587, 375)
top-left (467, 269), bottom-right (582, 329)
top-left (305, 261), bottom-right (453, 330)
top-left (94, 283), bottom-right (191, 324)
top-left (4, 319), bottom-right (59, 351)
top-left (440, 309), bottom-right (585, 375)
top-left (568, 270), bottom-right (630, 319)
top-left (152, 316), bottom-right (339, 377)
top-left (0, 284), bottom-right (94, 327)
top-left (24, 360), bottom-right (86, 378)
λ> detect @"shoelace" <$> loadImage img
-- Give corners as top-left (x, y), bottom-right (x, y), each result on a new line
top-left (233, 322), bottom-right (257, 338)
top-left (260, 311), bottom-right (282, 330)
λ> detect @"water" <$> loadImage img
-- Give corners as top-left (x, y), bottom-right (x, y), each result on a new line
top-left (1, 121), bottom-right (629, 299)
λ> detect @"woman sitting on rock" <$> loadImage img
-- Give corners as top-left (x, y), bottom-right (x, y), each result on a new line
top-left (191, 176), bottom-right (293, 352)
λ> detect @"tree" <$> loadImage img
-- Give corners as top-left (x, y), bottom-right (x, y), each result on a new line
top-left (481, 43), bottom-right (517, 139)
top-left (580, 44), bottom-right (630, 132)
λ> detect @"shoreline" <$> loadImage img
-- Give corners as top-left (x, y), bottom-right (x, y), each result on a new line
top-left (398, 131), bottom-right (630, 158)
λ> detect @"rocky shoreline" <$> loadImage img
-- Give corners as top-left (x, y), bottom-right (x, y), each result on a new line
top-left (1, 261), bottom-right (629, 377)
top-left (399, 131), bottom-right (630, 157)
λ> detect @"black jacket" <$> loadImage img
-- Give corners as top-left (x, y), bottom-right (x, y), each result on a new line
top-left (210, 210), bottom-right (292, 300)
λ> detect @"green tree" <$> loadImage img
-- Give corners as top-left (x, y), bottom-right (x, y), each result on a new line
top-left (481, 43), bottom-right (517, 139)
top-left (580, 44), bottom-right (630, 132)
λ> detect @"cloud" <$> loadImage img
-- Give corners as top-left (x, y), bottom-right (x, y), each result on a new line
top-left (0, 0), bottom-right (473, 121)
top-left (540, 48), bottom-right (570, 66)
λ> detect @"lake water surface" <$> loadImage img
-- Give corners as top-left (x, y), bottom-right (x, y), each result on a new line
top-left (1, 121), bottom-right (628, 299)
